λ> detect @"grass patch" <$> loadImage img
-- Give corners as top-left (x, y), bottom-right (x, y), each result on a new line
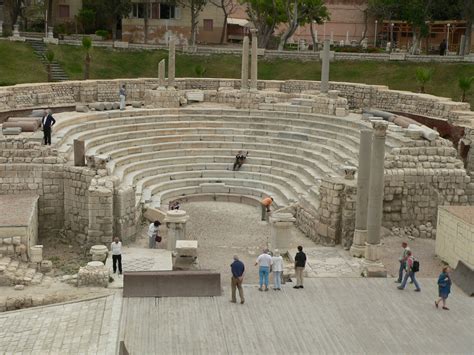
top-left (1, 41), bottom-right (473, 107)
top-left (0, 41), bottom-right (46, 85)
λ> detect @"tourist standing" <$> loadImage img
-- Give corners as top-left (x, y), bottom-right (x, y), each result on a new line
top-left (395, 242), bottom-right (410, 283)
top-left (260, 196), bottom-right (274, 221)
top-left (272, 249), bottom-right (283, 290)
top-left (294, 245), bottom-right (306, 289)
top-left (397, 250), bottom-right (421, 291)
top-left (255, 249), bottom-right (272, 291)
top-left (111, 237), bottom-right (122, 275)
top-left (230, 255), bottom-right (245, 304)
top-left (42, 109), bottom-right (56, 145)
top-left (147, 220), bottom-right (161, 249)
top-left (435, 266), bottom-right (452, 310)
top-left (119, 84), bottom-right (126, 110)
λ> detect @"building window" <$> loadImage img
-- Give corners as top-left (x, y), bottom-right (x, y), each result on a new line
top-left (151, 3), bottom-right (160, 19)
top-left (159, 3), bottom-right (175, 19)
top-left (203, 19), bottom-right (213, 31)
top-left (131, 3), bottom-right (146, 18)
top-left (58, 4), bottom-right (70, 18)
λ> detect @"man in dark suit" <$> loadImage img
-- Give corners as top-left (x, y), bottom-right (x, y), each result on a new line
top-left (42, 109), bottom-right (56, 145)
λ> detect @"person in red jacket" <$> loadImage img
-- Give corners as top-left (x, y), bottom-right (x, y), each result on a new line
top-left (260, 196), bottom-right (273, 221)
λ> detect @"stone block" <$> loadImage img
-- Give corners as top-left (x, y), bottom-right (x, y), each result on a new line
top-left (40, 260), bottom-right (53, 273)
top-left (176, 240), bottom-right (198, 257)
top-left (363, 265), bottom-right (387, 277)
top-left (2, 127), bottom-right (22, 135)
top-left (186, 91), bottom-right (205, 102)
top-left (75, 105), bottom-right (89, 112)
top-left (131, 101), bottom-right (142, 108)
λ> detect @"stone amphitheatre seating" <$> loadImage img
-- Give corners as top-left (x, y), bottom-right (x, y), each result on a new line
top-left (53, 107), bottom-right (409, 214)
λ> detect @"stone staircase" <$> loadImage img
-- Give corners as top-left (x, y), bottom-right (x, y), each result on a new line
top-left (26, 39), bottom-right (69, 82)
top-left (0, 257), bottom-right (44, 286)
top-left (53, 107), bottom-right (408, 213)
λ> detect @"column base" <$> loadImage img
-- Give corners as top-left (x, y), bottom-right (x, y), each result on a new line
top-left (362, 242), bottom-right (387, 277)
top-left (364, 242), bottom-right (382, 264)
top-left (350, 229), bottom-right (367, 257)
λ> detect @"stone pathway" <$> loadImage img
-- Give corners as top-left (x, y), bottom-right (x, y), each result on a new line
top-left (0, 292), bottom-right (121, 354)
top-left (292, 246), bottom-right (363, 277)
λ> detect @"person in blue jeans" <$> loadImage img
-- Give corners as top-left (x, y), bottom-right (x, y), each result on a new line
top-left (397, 251), bottom-right (421, 292)
top-left (255, 249), bottom-right (272, 291)
top-left (395, 242), bottom-right (410, 283)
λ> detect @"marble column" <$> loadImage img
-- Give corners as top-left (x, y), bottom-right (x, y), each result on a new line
top-left (250, 28), bottom-right (258, 90)
top-left (365, 121), bottom-right (388, 263)
top-left (168, 37), bottom-right (176, 88)
top-left (350, 129), bottom-right (373, 257)
top-left (13, 24), bottom-right (20, 37)
top-left (158, 59), bottom-right (166, 89)
top-left (241, 36), bottom-right (250, 90)
top-left (164, 210), bottom-right (189, 251)
top-left (73, 139), bottom-right (85, 167)
top-left (320, 39), bottom-right (330, 94)
top-left (269, 212), bottom-right (296, 253)
top-left (0, 21), bottom-right (3, 36)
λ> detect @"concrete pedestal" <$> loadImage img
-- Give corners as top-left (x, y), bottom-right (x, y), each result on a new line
top-left (269, 212), bottom-right (295, 253)
top-left (164, 210), bottom-right (189, 251)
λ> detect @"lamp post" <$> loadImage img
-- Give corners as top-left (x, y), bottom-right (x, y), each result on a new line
top-left (374, 20), bottom-right (378, 47)
top-left (446, 23), bottom-right (451, 55)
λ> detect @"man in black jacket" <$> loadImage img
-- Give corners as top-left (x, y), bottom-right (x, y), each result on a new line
top-left (294, 245), bottom-right (307, 289)
top-left (41, 109), bottom-right (56, 145)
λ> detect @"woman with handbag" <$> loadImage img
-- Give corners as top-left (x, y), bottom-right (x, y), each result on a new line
top-left (435, 265), bottom-right (452, 310)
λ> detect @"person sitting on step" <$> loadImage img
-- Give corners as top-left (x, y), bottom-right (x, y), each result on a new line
top-left (233, 151), bottom-right (248, 171)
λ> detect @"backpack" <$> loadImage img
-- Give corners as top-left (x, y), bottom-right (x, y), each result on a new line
top-left (412, 260), bottom-right (420, 273)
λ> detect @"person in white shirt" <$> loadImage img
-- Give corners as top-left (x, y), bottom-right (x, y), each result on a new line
top-left (255, 249), bottom-right (272, 291)
top-left (111, 237), bottom-right (122, 275)
top-left (271, 249), bottom-right (284, 290)
top-left (147, 220), bottom-right (161, 249)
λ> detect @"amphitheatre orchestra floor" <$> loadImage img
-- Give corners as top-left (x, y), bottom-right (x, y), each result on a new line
top-left (0, 202), bottom-right (473, 354)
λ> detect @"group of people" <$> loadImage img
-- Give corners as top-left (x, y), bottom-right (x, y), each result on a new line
top-left (229, 246), bottom-right (307, 304)
top-left (396, 241), bottom-right (452, 309)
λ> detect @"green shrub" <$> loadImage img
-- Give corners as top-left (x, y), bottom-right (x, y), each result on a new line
top-left (95, 30), bottom-right (109, 40)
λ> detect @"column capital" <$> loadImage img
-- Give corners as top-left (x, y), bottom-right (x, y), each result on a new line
top-left (372, 121), bottom-right (388, 137)
top-left (250, 28), bottom-right (257, 35)
top-left (342, 165), bottom-right (357, 180)
top-left (164, 210), bottom-right (189, 224)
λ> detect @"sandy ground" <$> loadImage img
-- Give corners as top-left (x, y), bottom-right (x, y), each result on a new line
top-left (381, 235), bottom-right (445, 278)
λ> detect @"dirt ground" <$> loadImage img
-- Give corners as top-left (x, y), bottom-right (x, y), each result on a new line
top-left (380, 235), bottom-right (445, 278)
top-left (42, 233), bottom-right (89, 275)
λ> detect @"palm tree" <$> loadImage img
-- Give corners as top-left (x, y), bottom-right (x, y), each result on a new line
top-left (459, 76), bottom-right (474, 102)
top-left (415, 67), bottom-right (433, 93)
top-left (45, 49), bottom-right (55, 82)
top-left (82, 36), bottom-right (92, 80)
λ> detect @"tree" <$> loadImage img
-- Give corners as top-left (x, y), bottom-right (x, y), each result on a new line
top-left (177, 0), bottom-right (208, 47)
top-left (277, 0), bottom-right (329, 51)
top-left (80, 0), bottom-right (131, 39)
top-left (415, 67), bottom-right (432, 93)
top-left (461, 0), bottom-right (474, 55)
top-left (459, 76), bottom-right (474, 102)
top-left (209, 0), bottom-right (238, 44)
top-left (242, 0), bottom-right (286, 49)
top-left (45, 49), bottom-right (55, 82)
top-left (82, 36), bottom-right (92, 80)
